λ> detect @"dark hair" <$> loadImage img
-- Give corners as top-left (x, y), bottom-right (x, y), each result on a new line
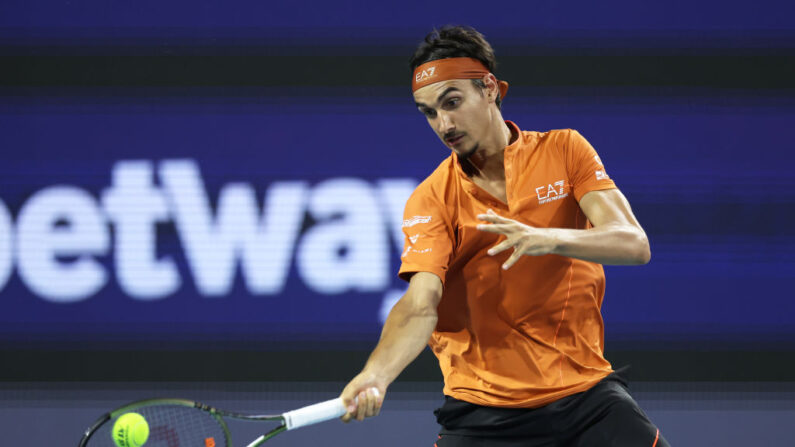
top-left (410, 25), bottom-right (501, 108)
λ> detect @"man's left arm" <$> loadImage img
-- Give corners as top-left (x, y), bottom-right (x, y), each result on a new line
top-left (477, 188), bottom-right (650, 268)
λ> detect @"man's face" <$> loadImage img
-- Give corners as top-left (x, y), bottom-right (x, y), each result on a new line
top-left (413, 79), bottom-right (492, 159)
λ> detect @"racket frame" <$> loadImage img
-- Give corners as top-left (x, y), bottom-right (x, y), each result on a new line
top-left (79, 394), bottom-right (349, 447)
top-left (78, 398), bottom-right (286, 447)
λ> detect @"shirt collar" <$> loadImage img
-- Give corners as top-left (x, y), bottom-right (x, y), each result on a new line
top-left (452, 120), bottom-right (522, 179)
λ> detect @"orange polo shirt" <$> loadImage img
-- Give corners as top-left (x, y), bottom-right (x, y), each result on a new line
top-left (398, 121), bottom-right (617, 408)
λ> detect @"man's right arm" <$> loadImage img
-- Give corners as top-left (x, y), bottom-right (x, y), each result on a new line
top-left (340, 271), bottom-right (443, 422)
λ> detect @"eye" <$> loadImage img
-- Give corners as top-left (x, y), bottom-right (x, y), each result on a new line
top-left (422, 108), bottom-right (437, 119)
top-left (444, 98), bottom-right (461, 108)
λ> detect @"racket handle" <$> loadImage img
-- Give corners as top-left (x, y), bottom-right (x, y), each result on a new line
top-left (283, 388), bottom-right (380, 430)
top-left (283, 398), bottom-right (347, 430)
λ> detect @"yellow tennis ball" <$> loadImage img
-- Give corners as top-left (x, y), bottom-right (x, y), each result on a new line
top-left (112, 412), bottom-right (149, 447)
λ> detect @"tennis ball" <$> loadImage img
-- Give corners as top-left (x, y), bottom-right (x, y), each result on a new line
top-left (112, 412), bottom-right (149, 447)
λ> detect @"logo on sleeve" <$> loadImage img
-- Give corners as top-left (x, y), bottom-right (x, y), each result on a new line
top-left (401, 244), bottom-right (432, 258)
top-left (401, 245), bottom-right (412, 258)
top-left (593, 155), bottom-right (609, 180)
top-left (409, 234), bottom-right (421, 244)
top-left (535, 180), bottom-right (568, 204)
top-left (402, 215), bottom-right (432, 228)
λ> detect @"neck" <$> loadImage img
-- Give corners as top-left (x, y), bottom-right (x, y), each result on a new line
top-left (465, 115), bottom-right (515, 180)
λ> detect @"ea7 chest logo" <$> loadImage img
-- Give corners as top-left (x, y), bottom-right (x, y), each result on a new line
top-left (535, 180), bottom-right (568, 204)
top-left (415, 66), bottom-right (437, 83)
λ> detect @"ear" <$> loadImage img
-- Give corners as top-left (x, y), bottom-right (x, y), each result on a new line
top-left (481, 73), bottom-right (500, 104)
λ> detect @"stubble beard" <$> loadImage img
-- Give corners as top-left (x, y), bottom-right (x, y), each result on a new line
top-left (456, 142), bottom-right (482, 178)
top-left (458, 142), bottom-right (480, 162)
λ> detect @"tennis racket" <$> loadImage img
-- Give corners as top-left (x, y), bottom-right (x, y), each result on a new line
top-left (78, 392), bottom-right (368, 447)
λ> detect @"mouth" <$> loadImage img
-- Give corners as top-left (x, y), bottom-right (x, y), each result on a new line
top-left (445, 134), bottom-right (465, 146)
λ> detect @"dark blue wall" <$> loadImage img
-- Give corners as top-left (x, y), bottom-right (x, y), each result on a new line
top-left (0, 0), bottom-right (793, 370)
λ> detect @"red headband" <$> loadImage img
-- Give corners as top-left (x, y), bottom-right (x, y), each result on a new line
top-left (412, 57), bottom-right (509, 99)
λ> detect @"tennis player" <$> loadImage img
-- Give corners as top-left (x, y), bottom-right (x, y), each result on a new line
top-left (340, 26), bottom-right (670, 447)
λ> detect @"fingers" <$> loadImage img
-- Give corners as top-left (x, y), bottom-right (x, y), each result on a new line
top-left (340, 387), bottom-right (357, 423)
top-left (355, 388), bottom-right (382, 421)
top-left (477, 223), bottom-right (511, 234)
top-left (502, 245), bottom-right (524, 270)
top-left (355, 390), bottom-right (367, 421)
top-left (341, 387), bottom-right (383, 423)
top-left (477, 210), bottom-right (520, 236)
top-left (487, 239), bottom-right (513, 256)
top-left (486, 239), bottom-right (523, 269)
top-left (476, 210), bottom-right (511, 224)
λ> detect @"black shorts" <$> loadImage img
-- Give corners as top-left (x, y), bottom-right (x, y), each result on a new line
top-left (433, 370), bottom-right (670, 447)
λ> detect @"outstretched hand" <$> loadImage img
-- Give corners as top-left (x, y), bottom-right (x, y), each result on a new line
top-left (476, 209), bottom-right (557, 270)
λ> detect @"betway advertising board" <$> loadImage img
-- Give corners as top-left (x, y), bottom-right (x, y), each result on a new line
top-left (1, 99), bottom-right (792, 346)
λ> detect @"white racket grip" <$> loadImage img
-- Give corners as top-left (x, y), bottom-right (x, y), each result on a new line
top-left (283, 398), bottom-right (347, 430)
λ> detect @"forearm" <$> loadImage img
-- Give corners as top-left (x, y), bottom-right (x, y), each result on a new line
top-left (550, 223), bottom-right (650, 265)
top-left (340, 273), bottom-right (441, 421)
top-left (360, 297), bottom-right (438, 385)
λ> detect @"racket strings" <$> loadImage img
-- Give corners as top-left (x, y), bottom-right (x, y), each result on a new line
top-left (87, 405), bottom-right (228, 447)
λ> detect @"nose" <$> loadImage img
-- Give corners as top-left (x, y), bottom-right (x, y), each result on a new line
top-left (436, 111), bottom-right (455, 135)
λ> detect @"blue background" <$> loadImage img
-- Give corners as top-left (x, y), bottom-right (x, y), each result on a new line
top-left (0, 0), bottom-right (793, 349)
top-left (2, 2), bottom-right (795, 446)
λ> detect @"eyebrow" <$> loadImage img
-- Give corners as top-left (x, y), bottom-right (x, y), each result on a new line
top-left (415, 87), bottom-right (461, 109)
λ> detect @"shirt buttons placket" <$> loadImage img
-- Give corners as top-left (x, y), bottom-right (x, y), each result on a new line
top-left (505, 153), bottom-right (514, 210)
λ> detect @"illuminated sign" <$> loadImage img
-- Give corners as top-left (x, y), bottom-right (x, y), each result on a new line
top-left (0, 159), bottom-right (417, 303)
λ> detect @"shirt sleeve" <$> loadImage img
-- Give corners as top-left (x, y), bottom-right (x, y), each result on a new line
top-left (397, 188), bottom-right (454, 286)
top-left (565, 129), bottom-right (617, 201)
